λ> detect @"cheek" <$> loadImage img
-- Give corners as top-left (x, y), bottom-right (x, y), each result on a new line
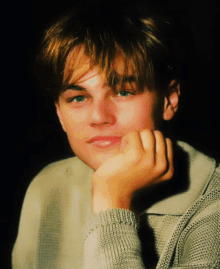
top-left (119, 100), bottom-right (157, 130)
top-left (61, 110), bottom-right (87, 137)
top-left (138, 93), bottom-right (164, 130)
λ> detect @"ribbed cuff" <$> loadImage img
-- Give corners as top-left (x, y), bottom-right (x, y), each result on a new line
top-left (83, 208), bottom-right (144, 269)
top-left (83, 208), bottom-right (138, 241)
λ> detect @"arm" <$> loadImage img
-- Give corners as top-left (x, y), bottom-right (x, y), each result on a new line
top-left (91, 130), bottom-right (173, 216)
top-left (83, 129), bottom-right (172, 269)
top-left (83, 209), bottom-right (144, 269)
top-left (84, 130), bottom-right (219, 268)
top-left (83, 190), bottom-right (220, 269)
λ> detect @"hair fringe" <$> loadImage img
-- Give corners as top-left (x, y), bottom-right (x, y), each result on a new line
top-left (36, 5), bottom-right (176, 101)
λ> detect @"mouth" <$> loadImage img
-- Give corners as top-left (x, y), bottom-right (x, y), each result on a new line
top-left (87, 136), bottom-right (122, 148)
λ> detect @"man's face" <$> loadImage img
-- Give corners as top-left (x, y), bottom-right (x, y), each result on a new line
top-left (56, 62), bottom-right (165, 171)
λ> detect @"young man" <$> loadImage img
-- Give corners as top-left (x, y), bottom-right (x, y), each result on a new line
top-left (12, 3), bottom-right (220, 269)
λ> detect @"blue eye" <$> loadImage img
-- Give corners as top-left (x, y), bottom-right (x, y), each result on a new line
top-left (117, 90), bottom-right (134, 97)
top-left (67, 90), bottom-right (134, 104)
top-left (71, 95), bottom-right (86, 103)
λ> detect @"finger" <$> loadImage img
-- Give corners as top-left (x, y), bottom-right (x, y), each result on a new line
top-left (140, 129), bottom-right (155, 150)
top-left (154, 131), bottom-right (167, 173)
top-left (140, 129), bottom-right (155, 163)
top-left (121, 130), bottom-right (144, 155)
top-left (161, 138), bottom-right (174, 181)
top-left (164, 138), bottom-right (174, 179)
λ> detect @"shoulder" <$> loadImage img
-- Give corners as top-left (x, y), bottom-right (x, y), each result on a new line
top-left (34, 156), bottom-right (91, 179)
top-left (177, 141), bottom-right (220, 192)
top-left (12, 157), bottom-right (94, 265)
top-left (27, 156), bottom-right (94, 199)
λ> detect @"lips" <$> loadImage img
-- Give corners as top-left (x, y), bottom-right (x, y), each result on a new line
top-left (87, 136), bottom-right (122, 143)
top-left (87, 136), bottom-right (122, 148)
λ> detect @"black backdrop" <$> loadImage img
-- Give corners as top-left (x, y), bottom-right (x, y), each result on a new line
top-left (3, 0), bottom-right (220, 267)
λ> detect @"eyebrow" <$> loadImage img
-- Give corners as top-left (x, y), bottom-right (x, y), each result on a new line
top-left (61, 84), bottom-right (86, 93)
top-left (61, 75), bottom-right (137, 93)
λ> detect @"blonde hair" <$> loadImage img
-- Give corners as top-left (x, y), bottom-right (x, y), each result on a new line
top-left (36, 4), bottom-right (176, 102)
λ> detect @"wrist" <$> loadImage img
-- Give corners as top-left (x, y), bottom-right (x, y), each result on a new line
top-left (92, 192), bottom-right (132, 214)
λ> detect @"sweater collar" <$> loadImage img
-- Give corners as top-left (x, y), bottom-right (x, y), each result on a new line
top-left (144, 141), bottom-right (216, 215)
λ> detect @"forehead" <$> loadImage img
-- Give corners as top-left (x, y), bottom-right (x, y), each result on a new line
top-left (63, 47), bottom-right (135, 85)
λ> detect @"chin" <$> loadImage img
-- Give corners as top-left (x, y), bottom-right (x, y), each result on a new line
top-left (84, 150), bottom-right (121, 171)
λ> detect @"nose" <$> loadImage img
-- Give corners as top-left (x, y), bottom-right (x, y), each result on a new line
top-left (89, 98), bottom-right (116, 127)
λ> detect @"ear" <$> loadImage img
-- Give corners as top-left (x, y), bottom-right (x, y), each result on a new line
top-left (163, 80), bottom-right (180, 121)
top-left (55, 102), bottom-right (67, 132)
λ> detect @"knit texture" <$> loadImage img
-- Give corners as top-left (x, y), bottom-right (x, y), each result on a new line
top-left (12, 142), bottom-right (220, 268)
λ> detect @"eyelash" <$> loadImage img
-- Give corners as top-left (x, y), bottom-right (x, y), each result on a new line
top-left (67, 90), bottom-right (135, 103)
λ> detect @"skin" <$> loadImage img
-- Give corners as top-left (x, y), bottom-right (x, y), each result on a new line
top-left (92, 129), bottom-right (174, 216)
top-left (56, 57), bottom-right (180, 215)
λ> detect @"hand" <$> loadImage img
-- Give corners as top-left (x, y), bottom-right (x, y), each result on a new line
top-left (92, 129), bottom-right (174, 214)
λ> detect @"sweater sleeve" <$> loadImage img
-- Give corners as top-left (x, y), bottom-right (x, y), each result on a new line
top-left (83, 209), bottom-right (145, 269)
top-left (83, 191), bottom-right (220, 269)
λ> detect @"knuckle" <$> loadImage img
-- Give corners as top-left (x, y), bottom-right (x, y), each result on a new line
top-left (126, 130), bottom-right (139, 140)
top-left (154, 130), bottom-right (163, 137)
top-left (140, 129), bottom-right (152, 136)
top-left (156, 159), bottom-right (168, 174)
top-left (166, 137), bottom-right (171, 143)
top-left (125, 131), bottom-right (133, 137)
top-left (167, 167), bottom-right (174, 178)
top-left (162, 175), bottom-right (171, 182)
top-left (132, 130), bottom-right (140, 136)
top-left (141, 129), bottom-right (154, 141)
top-left (154, 130), bottom-right (162, 135)
top-left (162, 167), bottom-right (174, 181)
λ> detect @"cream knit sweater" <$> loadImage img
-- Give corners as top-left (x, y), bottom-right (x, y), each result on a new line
top-left (12, 141), bottom-right (220, 268)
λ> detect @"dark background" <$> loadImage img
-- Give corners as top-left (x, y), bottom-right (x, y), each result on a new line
top-left (2, 0), bottom-right (220, 267)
